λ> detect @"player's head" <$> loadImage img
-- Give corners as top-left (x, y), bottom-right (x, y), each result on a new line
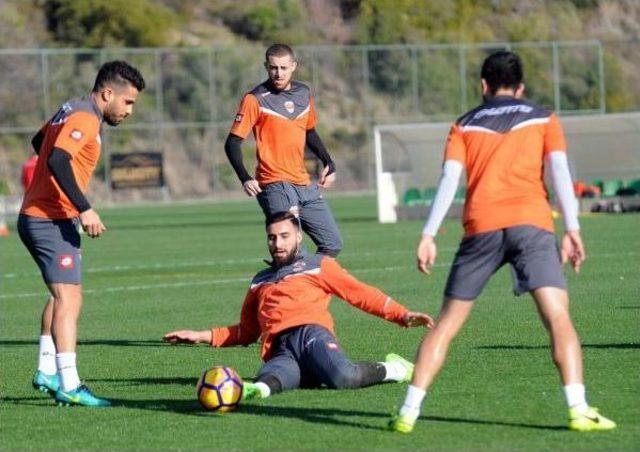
top-left (264, 44), bottom-right (297, 91)
top-left (480, 50), bottom-right (524, 99)
top-left (265, 211), bottom-right (302, 266)
top-left (92, 61), bottom-right (145, 126)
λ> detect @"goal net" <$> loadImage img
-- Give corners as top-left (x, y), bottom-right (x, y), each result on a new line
top-left (373, 112), bottom-right (640, 223)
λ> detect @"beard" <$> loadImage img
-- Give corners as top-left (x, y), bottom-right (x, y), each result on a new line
top-left (103, 112), bottom-right (121, 126)
top-left (270, 245), bottom-right (298, 266)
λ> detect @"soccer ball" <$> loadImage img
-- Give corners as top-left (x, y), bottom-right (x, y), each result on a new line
top-left (196, 366), bottom-right (243, 412)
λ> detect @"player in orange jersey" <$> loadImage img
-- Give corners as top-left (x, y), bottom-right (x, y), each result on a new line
top-left (389, 51), bottom-right (615, 433)
top-left (165, 211), bottom-right (435, 400)
top-left (18, 61), bottom-right (145, 407)
top-left (224, 44), bottom-right (342, 257)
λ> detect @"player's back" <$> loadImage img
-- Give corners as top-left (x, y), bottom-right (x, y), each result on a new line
top-left (22, 97), bottom-right (102, 220)
top-left (447, 96), bottom-right (565, 235)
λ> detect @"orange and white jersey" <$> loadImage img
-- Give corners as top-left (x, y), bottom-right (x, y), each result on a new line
top-left (444, 96), bottom-right (566, 236)
top-left (210, 251), bottom-right (408, 361)
top-left (230, 80), bottom-right (317, 186)
top-left (21, 97), bottom-right (102, 219)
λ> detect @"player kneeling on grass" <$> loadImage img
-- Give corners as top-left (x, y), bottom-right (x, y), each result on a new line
top-left (164, 211), bottom-right (434, 400)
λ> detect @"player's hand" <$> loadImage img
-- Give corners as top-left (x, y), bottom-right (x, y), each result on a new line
top-left (403, 311), bottom-right (435, 328)
top-left (243, 179), bottom-right (262, 197)
top-left (163, 330), bottom-right (211, 345)
top-left (318, 166), bottom-right (336, 189)
top-left (561, 230), bottom-right (586, 274)
top-left (79, 208), bottom-right (106, 238)
top-left (416, 234), bottom-right (437, 274)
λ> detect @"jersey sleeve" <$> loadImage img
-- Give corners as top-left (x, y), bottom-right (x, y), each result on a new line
top-left (543, 113), bottom-right (567, 156)
top-left (443, 123), bottom-right (466, 165)
top-left (53, 112), bottom-right (100, 158)
top-left (316, 258), bottom-right (408, 326)
top-left (306, 95), bottom-right (317, 130)
top-left (211, 289), bottom-right (261, 347)
top-left (229, 94), bottom-right (260, 139)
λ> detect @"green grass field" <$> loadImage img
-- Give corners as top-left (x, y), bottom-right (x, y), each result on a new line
top-left (1, 195), bottom-right (639, 449)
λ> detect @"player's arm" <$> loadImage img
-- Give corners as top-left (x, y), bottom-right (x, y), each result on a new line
top-left (306, 128), bottom-right (336, 188)
top-left (31, 128), bottom-right (45, 154)
top-left (227, 94), bottom-right (261, 196)
top-left (318, 258), bottom-right (434, 328)
top-left (48, 113), bottom-right (105, 237)
top-left (417, 124), bottom-right (465, 274)
top-left (224, 133), bottom-right (261, 196)
top-left (544, 114), bottom-right (585, 273)
top-left (164, 290), bottom-right (261, 346)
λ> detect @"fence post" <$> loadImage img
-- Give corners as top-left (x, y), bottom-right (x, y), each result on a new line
top-left (154, 49), bottom-right (169, 201)
top-left (459, 44), bottom-right (467, 113)
top-left (598, 41), bottom-right (606, 113)
top-left (40, 51), bottom-right (50, 121)
top-left (207, 47), bottom-right (219, 192)
top-left (552, 41), bottom-right (561, 113)
top-left (411, 46), bottom-right (419, 116)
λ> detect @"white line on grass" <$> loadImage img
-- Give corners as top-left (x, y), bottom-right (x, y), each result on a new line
top-left (0, 263), bottom-right (446, 300)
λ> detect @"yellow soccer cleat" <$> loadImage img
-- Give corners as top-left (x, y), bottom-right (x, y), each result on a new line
top-left (385, 353), bottom-right (414, 383)
top-left (388, 413), bottom-right (416, 433)
top-left (569, 407), bottom-right (616, 432)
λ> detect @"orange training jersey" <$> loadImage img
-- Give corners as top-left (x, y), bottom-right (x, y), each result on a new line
top-left (210, 252), bottom-right (408, 361)
top-left (21, 96), bottom-right (103, 219)
top-left (229, 80), bottom-right (317, 186)
top-left (444, 96), bottom-right (566, 236)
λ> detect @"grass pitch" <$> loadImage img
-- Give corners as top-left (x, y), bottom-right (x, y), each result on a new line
top-left (1, 195), bottom-right (638, 449)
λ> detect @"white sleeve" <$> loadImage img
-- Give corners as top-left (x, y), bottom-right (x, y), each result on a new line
top-left (422, 160), bottom-right (463, 236)
top-left (546, 151), bottom-right (580, 231)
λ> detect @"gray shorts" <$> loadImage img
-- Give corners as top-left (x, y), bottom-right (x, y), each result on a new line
top-left (17, 214), bottom-right (82, 285)
top-left (257, 182), bottom-right (343, 256)
top-left (445, 225), bottom-right (566, 300)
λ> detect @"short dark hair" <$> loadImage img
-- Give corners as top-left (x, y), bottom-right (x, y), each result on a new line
top-left (480, 51), bottom-right (523, 95)
top-left (265, 211), bottom-right (300, 230)
top-left (265, 44), bottom-right (296, 62)
top-left (92, 60), bottom-right (145, 93)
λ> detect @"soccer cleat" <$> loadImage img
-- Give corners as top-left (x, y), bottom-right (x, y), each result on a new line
top-left (55, 384), bottom-right (111, 407)
top-left (385, 353), bottom-right (414, 383)
top-left (388, 412), bottom-right (417, 433)
top-left (241, 382), bottom-right (264, 401)
top-left (569, 406), bottom-right (616, 432)
top-left (32, 371), bottom-right (60, 395)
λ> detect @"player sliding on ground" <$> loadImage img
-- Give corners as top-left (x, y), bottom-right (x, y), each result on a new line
top-left (388, 51), bottom-right (615, 433)
top-left (165, 211), bottom-right (435, 400)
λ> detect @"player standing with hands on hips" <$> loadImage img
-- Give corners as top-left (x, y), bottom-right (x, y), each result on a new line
top-left (224, 44), bottom-right (343, 257)
top-left (19, 61), bottom-right (145, 407)
top-left (388, 51), bottom-right (615, 433)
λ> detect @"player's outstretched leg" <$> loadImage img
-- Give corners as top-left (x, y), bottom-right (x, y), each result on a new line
top-left (389, 299), bottom-right (474, 433)
top-left (532, 287), bottom-right (615, 432)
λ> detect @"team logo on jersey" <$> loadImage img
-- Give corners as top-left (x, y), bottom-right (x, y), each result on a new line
top-left (235, 113), bottom-right (244, 122)
top-left (70, 129), bottom-right (83, 141)
top-left (292, 261), bottom-right (306, 273)
top-left (58, 254), bottom-right (74, 269)
top-left (284, 101), bottom-right (294, 114)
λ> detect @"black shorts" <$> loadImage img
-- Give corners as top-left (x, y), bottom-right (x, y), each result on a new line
top-left (17, 214), bottom-right (82, 285)
top-left (444, 225), bottom-right (567, 300)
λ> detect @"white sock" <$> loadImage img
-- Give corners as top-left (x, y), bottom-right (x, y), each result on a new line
top-left (37, 335), bottom-right (57, 375)
top-left (255, 382), bottom-right (271, 398)
top-left (564, 383), bottom-right (588, 412)
top-left (398, 385), bottom-right (426, 421)
top-left (56, 352), bottom-right (81, 392)
top-left (381, 360), bottom-right (408, 382)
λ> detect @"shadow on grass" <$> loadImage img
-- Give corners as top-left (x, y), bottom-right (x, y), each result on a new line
top-left (87, 377), bottom-right (197, 386)
top-left (0, 339), bottom-right (168, 347)
top-left (476, 343), bottom-right (640, 350)
top-left (0, 395), bottom-right (566, 431)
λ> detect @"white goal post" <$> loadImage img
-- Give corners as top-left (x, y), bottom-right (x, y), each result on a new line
top-left (374, 113), bottom-right (640, 223)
